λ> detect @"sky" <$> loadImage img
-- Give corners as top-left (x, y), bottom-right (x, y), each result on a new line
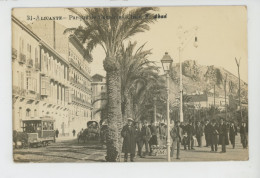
top-left (13, 6), bottom-right (248, 82)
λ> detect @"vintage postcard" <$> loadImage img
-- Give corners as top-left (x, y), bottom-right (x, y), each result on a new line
top-left (12, 6), bottom-right (248, 162)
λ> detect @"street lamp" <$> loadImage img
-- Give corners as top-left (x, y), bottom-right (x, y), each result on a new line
top-left (178, 26), bottom-right (198, 123)
top-left (161, 52), bottom-right (173, 162)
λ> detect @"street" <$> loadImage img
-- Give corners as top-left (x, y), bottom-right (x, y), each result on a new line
top-left (13, 135), bottom-right (248, 163)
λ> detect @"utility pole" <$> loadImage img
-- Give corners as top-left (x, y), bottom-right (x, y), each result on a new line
top-left (235, 57), bottom-right (243, 124)
top-left (224, 74), bottom-right (227, 121)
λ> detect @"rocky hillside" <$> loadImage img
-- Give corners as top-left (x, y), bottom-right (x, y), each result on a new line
top-left (169, 60), bottom-right (248, 102)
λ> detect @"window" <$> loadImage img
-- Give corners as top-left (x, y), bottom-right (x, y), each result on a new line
top-left (26, 71), bottom-right (32, 90)
top-left (41, 76), bottom-right (50, 95)
top-left (19, 37), bottom-right (24, 54)
top-left (18, 107), bottom-right (22, 118)
top-left (26, 108), bottom-right (31, 117)
top-left (35, 48), bottom-right (38, 66)
top-left (34, 109), bottom-right (37, 117)
top-left (27, 43), bottom-right (31, 59)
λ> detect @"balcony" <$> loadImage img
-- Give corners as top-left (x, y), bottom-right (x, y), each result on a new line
top-left (12, 85), bottom-right (40, 101)
top-left (19, 53), bottom-right (26, 64)
top-left (71, 94), bottom-right (92, 108)
top-left (70, 60), bottom-right (92, 81)
top-left (27, 59), bottom-right (33, 68)
top-left (70, 77), bottom-right (92, 94)
top-left (35, 60), bottom-right (40, 71)
top-left (12, 48), bottom-right (17, 61)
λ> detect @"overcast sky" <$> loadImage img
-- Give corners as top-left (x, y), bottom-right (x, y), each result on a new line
top-left (13, 6), bottom-right (248, 82)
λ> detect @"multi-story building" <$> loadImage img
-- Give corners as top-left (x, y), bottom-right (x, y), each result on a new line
top-left (91, 74), bottom-right (106, 122)
top-left (186, 93), bottom-right (229, 110)
top-left (28, 20), bottom-right (93, 133)
top-left (12, 16), bottom-right (70, 135)
top-left (12, 16), bottom-right (41, 131)
top-left (68, 35), bottom-right (93, 131)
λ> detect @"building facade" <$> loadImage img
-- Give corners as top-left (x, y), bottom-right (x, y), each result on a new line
top-left (68, 35), bottom-right (93, 132)
top-left (12, 17), bottom-right (93, 135)
top-left (12, 16), bottom-right (42, 131)
top-left (186, 93), bottom-right (229, 110)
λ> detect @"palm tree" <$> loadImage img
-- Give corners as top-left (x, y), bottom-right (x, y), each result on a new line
top-left (65, 7), bottom-right (157, 162)
top-left (118, 41), bottom-right (160, 121)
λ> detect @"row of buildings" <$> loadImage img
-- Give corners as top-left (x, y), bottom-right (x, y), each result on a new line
top-left (12, 16), bottom-right (106, 136)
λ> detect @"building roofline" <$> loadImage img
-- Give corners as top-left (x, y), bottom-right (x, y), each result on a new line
top-left (12, 15), bottom-right (69, 66)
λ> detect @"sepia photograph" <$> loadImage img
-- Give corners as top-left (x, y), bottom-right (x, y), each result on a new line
top-left (11, 6), bottom-right (248, 163)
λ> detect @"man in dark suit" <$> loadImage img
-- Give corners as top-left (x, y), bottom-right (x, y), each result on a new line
top-left (170, 121), bottom-right (183, 159)
top-left (195, 121), bottom-right (203, 147)
top-left (135, 121), bottom-right (144, 157)
top-left (229, 122), bottom-right (237, 149)
top-left (185, 120), bottom-right (195, 150)
top-left (204, 120), bottom-right (211, 147)
top-left (209, 119), bottom-right (219, 152)
top-left (121, 118), bottom-right (137, 162)
top-left (141, 120), bottom-right (151, 157)
top-left (240, 121), bottom-right (248, 149)
top-left (218, 118), bottom-right (228, 153)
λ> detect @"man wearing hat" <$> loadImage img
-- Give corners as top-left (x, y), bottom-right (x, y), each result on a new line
top-left (229, 121), bottom-right (237, 149)
top-left (209, 119), bottom-right (219, 152)
top-left (141, 120), bottom-right (151, 157)
top-left (240, 120), bottom-right (248, 149)
top-left (218, 118), bottom-right (229, 153)
top-left (170, 120), bottom-right (183, 159)
top-left (121, 118), bottom-right (137, 162)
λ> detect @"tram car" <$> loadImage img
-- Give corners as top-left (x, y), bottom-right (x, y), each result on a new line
top-left (13, 117), bottom-right (56, 148)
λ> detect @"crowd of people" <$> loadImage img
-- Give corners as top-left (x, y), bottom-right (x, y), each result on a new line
top-left (121, 117), bottom-right (248, 162)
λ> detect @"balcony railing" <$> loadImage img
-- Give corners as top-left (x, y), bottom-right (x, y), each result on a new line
top-left (12, 48), bottom-right (17, 60)
top-left (70, 60), bottom-right (92, 80)
top-left (71, 94), bottom-right (92, 108)
top-left (13, 85), bottom-right (40, 100)
top-left (27, 59), bottom-right (33, 68)
top-left (19, 53), bottom-right (26, 64)
top-left (70, 77), bottom-right (92, 94)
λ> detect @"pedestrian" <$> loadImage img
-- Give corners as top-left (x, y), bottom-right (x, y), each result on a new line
top-left (218, 118), bottom-right (229, 153)
top-left (209, 119), bottom-right (219, 152)
top-left (159, 123), bottom-right (166, 145)
top-left (149, 121), bottom-right (158, 155)
top-left (184, 120), bottom-right (195, 150)
top-left (72, 129), bottom-right (76, 137)
top-left (55, 129), bottom-right (59, 138)
top-left (135, 121), bottom-right (144, 158)
top-left (121, 118), bottom-right (137, 162)
top-left (240, 121), bottom-right (248, 149)
top-left (170, 121), bottom-right (183, 159)
top-left (141, 120), bottom-right (151, 157)
top-left (229, 122), bottom-right (237, 149)
top-left (204, 120), bottom-right (211, 147)
top-left (195, 121), bottom-right (203, 147)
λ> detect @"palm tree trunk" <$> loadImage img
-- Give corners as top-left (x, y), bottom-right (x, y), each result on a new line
top-left (122, 92), bottom-right (133, 120)
top-left (103, 57), bottom-right (122, 162)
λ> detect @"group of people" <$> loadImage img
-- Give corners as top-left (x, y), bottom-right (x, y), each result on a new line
top-left (121, 117), bottom-right (248, 162)
top-left (169, 118), bottom-right (248, 159)
top-left (121, 118), bottom-right (159, 162)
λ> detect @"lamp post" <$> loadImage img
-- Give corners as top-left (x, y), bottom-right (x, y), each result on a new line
top-left (178, 26), bottom-right (198, 123)
top-left (161, 52), bottom-right (173, 162)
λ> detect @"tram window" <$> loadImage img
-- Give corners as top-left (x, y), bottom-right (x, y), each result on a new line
top-left (50, 123), bottom-right (54, 130)
top-left (43, 122), bottom-right (48, 130)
